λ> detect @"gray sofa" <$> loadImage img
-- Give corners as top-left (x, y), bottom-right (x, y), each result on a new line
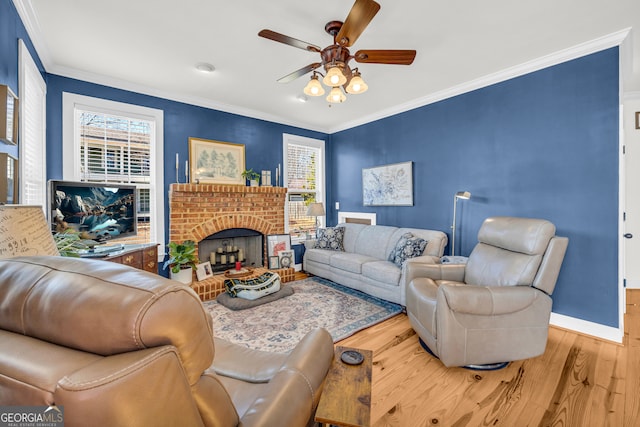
top-left (303, 223), bottom-right (448, 305)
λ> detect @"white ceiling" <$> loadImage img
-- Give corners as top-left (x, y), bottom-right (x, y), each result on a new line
top-left (14, 0), bottom-right (640, 134)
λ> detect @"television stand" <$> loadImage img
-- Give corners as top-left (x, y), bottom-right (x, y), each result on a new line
top-left (85, 243), bottom-right (159, 274)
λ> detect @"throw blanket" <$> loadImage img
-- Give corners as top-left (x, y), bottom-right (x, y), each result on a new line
top-left (224, 271), bottom-right (281, 300)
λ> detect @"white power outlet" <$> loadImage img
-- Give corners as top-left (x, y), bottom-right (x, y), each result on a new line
top-left (335, 202), bottom-right (340, 210)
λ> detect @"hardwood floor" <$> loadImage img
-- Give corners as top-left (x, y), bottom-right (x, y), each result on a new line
top-left (336, 289), bottom-right (640, 427)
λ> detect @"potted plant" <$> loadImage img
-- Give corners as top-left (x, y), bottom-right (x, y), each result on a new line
top-left (163, 240), bottom-right (198, 284)
top-left (241, 169), bottom-right (261, 187)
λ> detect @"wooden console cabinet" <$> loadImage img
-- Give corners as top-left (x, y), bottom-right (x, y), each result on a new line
top-left (105, 243), bottom-right (159, 274)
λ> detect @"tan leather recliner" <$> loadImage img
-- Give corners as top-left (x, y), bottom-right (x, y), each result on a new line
top-left (405, 217), bottom-right (568, 368)
top-left (0, 256), bottom-right (334, 426)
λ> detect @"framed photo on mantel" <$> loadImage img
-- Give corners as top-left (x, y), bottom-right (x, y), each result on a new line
top-left (189, 138), bottom-right (245, 184)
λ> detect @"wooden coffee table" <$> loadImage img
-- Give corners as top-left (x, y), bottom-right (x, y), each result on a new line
top-left (315, 346), bottom-right (372, 427)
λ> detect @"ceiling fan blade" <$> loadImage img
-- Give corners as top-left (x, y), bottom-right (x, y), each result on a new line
top-left (258, 29), bottom-right (321, 53)
top-left (277, 63), bottom-right (322, 83)
top-left (354, 50), bottom-right (416, 65)
top-left (335, 0), bottom-right (380, 47)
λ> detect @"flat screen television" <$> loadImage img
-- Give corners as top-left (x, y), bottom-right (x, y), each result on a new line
top-left (49, 180), bottom-right (137, 242)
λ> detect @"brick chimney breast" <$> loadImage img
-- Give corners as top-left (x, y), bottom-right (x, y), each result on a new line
top-left (169, 183), bottom-right (293, 300)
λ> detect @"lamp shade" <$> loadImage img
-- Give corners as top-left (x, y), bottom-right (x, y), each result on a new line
top-left (303, 74), bottom-right (325, 96)
top-left (455, 191), bottom-right (471, 200)
top-left (306, 202), bottom-right (325, 217)
top-left (346, 71), bottom-right (368, 94)
top-left (323, 65), bottom-right (347, 87)
top-left (326, 87), bottom-right (346, 103)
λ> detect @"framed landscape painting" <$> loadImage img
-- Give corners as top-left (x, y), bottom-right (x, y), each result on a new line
top-left (362, 161), bottom-right (413, 206)
top-left (189, 138), bottom-right (245, 184)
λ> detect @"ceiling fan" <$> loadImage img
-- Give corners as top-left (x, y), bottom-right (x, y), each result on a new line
top-left (258, 0), bottom-right (416, 103)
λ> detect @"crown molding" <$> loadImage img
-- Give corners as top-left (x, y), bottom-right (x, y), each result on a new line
top-left (12, 0), bottom-right (53, 69)
top-left (46, 64), bottom-right (330, 134)
top-left (329, 28), bottom-right (632, 134)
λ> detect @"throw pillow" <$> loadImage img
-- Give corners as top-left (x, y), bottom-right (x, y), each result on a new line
top-left (388, 232), bottom-right (428, 267)
top-left (314, 226), bottom-right (345, 251)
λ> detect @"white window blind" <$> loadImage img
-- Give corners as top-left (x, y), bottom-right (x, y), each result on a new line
top-left (283, 134), bottom-right (325, 240)
top-left (18, 39), bottom-right (47, 207)
top-left (75, 110), bottom-right (152, 243)
top-left (63, 93), bottom-right (164, 252)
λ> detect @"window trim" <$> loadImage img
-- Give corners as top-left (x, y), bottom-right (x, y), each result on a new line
top-left (62, 93), bottom-right (164, 258)
top-left (282, 133), bottom-right (326, 243)
top-left (18, 39), bottom-right (47, 208)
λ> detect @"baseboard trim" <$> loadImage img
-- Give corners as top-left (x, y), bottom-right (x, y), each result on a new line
top-left (550, 312), bottom-right (623, 343)
top-left (625, 279), bottom-right (640, 289)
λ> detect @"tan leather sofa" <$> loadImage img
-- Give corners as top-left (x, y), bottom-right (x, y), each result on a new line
top-left (0, 256), bottom-right (334, 426)
top-left (405, 217), bottom-right (568, 368)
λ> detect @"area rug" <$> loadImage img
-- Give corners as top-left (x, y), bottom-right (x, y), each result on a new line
top-left (202, 276), bottom-right (403, 353)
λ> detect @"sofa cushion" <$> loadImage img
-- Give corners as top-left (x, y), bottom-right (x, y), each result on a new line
top-left (304, 248), bottom-right (334, 265)
top-left (388, 233), bottom-right (428, 267)
top-left (314, 227), bottom-right (345, 251)
top-left (353, 225), bottom-right (398, 260)
top-left (362, 261), bottom-right (402, 286)
top-left (329, 253), bottom-right (378, 274)
top-left (339, 223), bottom-right (368, 253)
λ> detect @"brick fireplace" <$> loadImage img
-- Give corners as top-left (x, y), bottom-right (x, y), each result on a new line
top-left (169, 183), bottom-right (295, 300)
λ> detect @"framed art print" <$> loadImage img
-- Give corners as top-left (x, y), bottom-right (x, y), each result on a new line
top-left (196, 261), bottom-right (214, 281)
top-left (278, 250), bottom-right (294, 269)
top-left (267, 234), bottom-right (291, 258)
top-left (268, 255), bottom-right (280, 269)
top-left (189, 138), bottom-right (245, 184)
top-left (362, 161), bottom-right (413, 206)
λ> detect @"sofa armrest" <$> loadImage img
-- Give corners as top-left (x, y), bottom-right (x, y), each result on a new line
top-left (405, 260), bottom-right (466, 285)
top-left (212, 338), bottom-right (288, 383)
top-left (438, 284), bottom-right (542, 316)
top-left (238, 328), bottom-right (334, 427)
top-left (303, 240), bottom-right (317, 250)
top-left (56, 346), bottom-right (205, 426)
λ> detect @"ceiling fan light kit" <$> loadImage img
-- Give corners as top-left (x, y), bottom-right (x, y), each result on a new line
top-left (327, 87), bottom-right (347, 103)
top-left (346, 69), bottom-right (368, 94)
top-left (303, 73), bottom-right (326, 96)
top-left (323, 64), bottom-right (348, 87)
top-left (259, 0), bottom-right (415, 104)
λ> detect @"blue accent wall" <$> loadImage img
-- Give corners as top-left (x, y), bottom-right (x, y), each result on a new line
top-left (331, 48), bottom-right (620, 327)
top-left (1, 0), bottom-right (621, 328)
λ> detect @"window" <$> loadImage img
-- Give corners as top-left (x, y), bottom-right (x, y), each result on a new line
top-left (282, 134), bottom-right (325, 241)
top-left (18, 39), bottom-right (47, 207)
top-left (63, 93), bottom-right (164, 254)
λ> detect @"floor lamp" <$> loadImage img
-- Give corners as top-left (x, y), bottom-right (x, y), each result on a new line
top-left (306, 202), bottom-right (325, 238)
top-left (450, 191), bottom-right (471, 256)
